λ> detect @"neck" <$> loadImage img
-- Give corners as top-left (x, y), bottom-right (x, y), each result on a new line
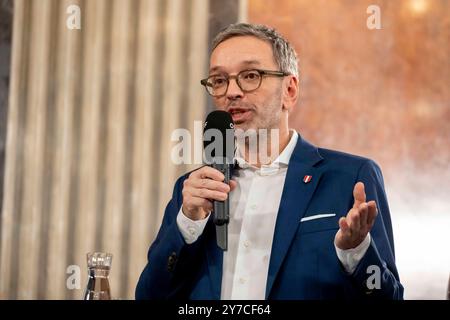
top-left (241, 127), bottom-right (291, 168)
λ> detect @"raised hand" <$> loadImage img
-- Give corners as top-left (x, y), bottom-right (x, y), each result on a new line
top-left (334, 182), bottom-right (378, 250)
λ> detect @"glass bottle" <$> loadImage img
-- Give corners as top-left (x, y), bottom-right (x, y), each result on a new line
top-left (83, 252), bottom-right (113, 300)
top-left (447, 273), bottom-right (450, 300)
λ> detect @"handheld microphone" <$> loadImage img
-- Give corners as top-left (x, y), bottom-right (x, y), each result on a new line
top-left (203, 110), bottom-right (235, 250)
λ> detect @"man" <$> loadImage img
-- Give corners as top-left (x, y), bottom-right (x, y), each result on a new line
top-left (136, 23), bottom-right (403, 299)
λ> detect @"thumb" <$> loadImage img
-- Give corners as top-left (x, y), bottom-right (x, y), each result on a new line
top-left (229, 179), bottom-right (238, 191)
top-left (353, 181), bottom-right (366, 209)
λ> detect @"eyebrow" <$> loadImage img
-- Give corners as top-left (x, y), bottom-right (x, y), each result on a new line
top-left (209, 60), bottom-right (262, 74)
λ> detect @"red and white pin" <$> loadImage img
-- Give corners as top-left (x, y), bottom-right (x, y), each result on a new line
top-left (303, 175), bottom-right (312, 184)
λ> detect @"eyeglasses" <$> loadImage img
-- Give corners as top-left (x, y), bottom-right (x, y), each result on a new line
top-left (200, 69), bottom-right (290, 97)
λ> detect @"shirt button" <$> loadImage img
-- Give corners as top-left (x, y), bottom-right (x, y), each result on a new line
top-left (250, 204), bottom-right (257, 210)
top-left (243, 240), bottom-right (250, 248)
top-left (188, 227), bottom-right (196, 236)
top-left (239, 277), bottom-right (246, 284)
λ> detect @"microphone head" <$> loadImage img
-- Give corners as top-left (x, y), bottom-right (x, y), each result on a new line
top-left (203, 110), bottom-right (235, 164)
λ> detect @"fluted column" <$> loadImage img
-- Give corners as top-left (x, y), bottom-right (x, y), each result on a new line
top-left (0, 0), bottom-right (209, 299)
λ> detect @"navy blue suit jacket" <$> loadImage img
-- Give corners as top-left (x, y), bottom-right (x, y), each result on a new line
top-left (136, 135), bottom-right (404, 299)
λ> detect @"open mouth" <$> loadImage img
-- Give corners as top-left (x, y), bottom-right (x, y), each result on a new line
top-left (229, 108), bottom-right (252, 124)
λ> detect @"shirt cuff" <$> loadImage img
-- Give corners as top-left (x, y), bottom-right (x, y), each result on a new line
top-left (335, 233), bottom-right (371, 275)
top-left (176, 207), bottom-right (210, 244)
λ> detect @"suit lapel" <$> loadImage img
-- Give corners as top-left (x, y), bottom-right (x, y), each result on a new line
top-left (265, 135), bottom-right (324, 298)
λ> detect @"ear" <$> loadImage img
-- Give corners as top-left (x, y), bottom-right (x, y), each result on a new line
top-left (282, 75), bottom-right (299, 112)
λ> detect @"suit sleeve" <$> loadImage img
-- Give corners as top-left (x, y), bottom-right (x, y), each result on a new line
top-left (350, 160), bottom-right (404, 299)
top-left (135, 175), bottom-right (205, 299)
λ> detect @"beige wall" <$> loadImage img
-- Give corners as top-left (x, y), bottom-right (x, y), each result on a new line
top-left (0, 0), bottom-right (209, 299)
top-left (248, 0), bottom-right (450, 299)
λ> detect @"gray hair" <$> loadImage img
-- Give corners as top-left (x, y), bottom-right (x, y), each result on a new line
top-left (211, 23), bottom-right (299, 78)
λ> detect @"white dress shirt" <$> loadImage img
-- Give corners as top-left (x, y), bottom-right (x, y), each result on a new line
top-left (176, 130), bottom-right (370, 299)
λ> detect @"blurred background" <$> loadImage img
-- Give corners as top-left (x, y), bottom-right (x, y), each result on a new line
top-left (0, 0), bottom-right (449, 299)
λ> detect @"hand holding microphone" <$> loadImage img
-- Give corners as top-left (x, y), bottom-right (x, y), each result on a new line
top-left (181, 166), bottom-right (236, 221)
top-left (181, 111), bottom-right (236, 250)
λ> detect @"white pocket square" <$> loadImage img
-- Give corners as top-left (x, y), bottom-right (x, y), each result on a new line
top-left (300, 213), bottom-right (336, 222)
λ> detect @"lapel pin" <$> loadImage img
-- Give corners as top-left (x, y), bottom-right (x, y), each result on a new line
top-left (303, 175), bottom-right (312, 184)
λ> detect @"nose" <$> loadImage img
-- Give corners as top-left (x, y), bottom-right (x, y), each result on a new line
top-left (226, 77), bottom-right (244, 100)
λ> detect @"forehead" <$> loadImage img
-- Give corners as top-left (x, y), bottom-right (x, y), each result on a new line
top-left (209, 36), bottom-right (277, 73)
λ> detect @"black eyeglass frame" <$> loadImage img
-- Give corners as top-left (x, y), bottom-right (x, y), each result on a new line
top-left (200, 69), bottom-right (290, 97)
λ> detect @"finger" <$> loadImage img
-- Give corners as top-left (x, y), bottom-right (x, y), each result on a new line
top-left (339, 217), bottom-right (350, 234)
top-left (191, 178), bottom-right (230, 193)
top-left (188, 197), bottom-right (213, 213)
top-left (348, 208), bottom-right (361, 233)
top-left (191, 188), bottom-right (228, 201)
top-left (229, 179), bottom-right (238, 191)
top-left (191, 166), bottom-right (225, 181)
top-left (366, 201), bottom-right (376, 224)
top-left (367, 200), bottom-right (378, 230)
top-left (201, 198), bottom-right (213, 213)
top-left (358, 202), bottom-right (369, 231)
top-left (353, 182), bottom-right (366, 209)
